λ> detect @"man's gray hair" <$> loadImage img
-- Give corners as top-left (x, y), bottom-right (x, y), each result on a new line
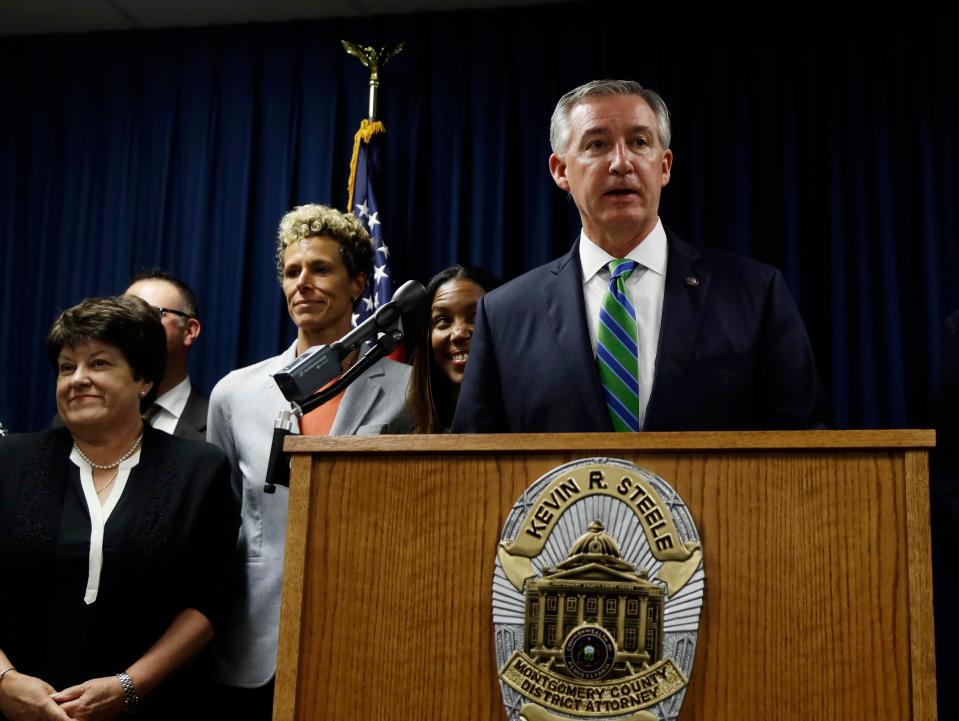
top-left (549, 79), bottom-right (672, 154)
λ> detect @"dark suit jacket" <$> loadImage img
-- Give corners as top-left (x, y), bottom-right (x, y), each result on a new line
top-left (932, 310), bottom-right (959, 719)
top-left (934, 310), bottom-right (959, 558)
top-left (452, 230), bottom-right (828, 432)
top-left (174, 386), bottom-right (209, 440)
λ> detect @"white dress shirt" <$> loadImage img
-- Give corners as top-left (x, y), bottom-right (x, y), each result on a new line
top-left (148, 376), bottom-right (192, 434)
top-left (580, 218), bottom-right (668, 430)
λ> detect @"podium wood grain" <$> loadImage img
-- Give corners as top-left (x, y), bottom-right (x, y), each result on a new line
top-left (275, 431), bottom-right (936, 721)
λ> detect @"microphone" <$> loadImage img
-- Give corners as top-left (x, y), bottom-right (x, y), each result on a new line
top-left (263, 410), bottom-right (294, 493)
top-left (273, 279), bottom-right (426, 403)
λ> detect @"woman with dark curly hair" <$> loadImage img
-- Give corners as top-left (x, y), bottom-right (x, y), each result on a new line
top-left (0, 295), bottom-right (239, 721)
top-left (406, 265), bottom-right (500, 433)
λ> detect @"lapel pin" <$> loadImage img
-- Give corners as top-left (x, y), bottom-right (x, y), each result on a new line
top-left (685, 275), bottom-right (700, 287)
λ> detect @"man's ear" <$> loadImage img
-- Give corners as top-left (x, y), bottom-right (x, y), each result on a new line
top-left (549, 153), bottom-right (570, 192)
top-left (183, 318), bottom-right (201, 347)
top-left (660, 148), bottom-right (673, 187)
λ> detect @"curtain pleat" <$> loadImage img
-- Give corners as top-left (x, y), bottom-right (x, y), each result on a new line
top-left (1, 1), bottom-right (957, 432)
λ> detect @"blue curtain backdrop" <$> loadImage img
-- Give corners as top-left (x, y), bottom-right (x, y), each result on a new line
top-left (1, 1), bottom-right (957, 433)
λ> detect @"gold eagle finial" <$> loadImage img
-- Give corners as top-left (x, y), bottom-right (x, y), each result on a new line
top-left (341, 41), bottom-right (405, 86)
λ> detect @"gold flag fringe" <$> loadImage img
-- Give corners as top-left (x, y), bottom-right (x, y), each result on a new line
top-left (347, 119), bottom-right (386, 212)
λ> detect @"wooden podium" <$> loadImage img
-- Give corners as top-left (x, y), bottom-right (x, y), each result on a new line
top-left (274, 430), bottom-right (937, 721)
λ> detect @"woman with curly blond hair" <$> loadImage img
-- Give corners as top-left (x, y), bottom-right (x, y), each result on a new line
top-left (206, 204), bottom-right (410, 717)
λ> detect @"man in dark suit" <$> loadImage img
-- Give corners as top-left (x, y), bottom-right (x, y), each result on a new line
top-left (452, 79), bottom-right (827, 433)
top-left (125, 271), bottom-right (209, 440)
top-left (932, 309), bottom-right (959, 719)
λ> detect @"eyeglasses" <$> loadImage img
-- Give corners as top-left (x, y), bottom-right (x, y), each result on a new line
top-left (152, 306), bottom-right (195, 320)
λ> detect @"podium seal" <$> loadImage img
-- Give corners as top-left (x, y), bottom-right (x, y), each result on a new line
top-left (493, 458), bottom-right (704, 721)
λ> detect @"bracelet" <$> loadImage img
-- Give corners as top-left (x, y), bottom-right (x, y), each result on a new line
top-left (0, 666), bottom-right (14, 682)
top-left (115, 672), bottom-right (139, 715)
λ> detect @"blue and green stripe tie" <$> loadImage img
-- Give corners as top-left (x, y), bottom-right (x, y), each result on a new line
top-left (597, 259), bottom-right (640, 431)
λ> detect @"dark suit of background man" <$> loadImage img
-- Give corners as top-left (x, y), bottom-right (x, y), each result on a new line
top-left (453, 80), bottom-right (827, 433)
top-left (125, 271), bottom-right (209, 440)
top-left (932, 309), bottom-right (959, 720)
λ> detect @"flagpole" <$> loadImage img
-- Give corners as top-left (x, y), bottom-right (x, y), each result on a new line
top-left (341, 41), bottom-right (405, 121)
top-left (341, 40), bottom-right (408, 361)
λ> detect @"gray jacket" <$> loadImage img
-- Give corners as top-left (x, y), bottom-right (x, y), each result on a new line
top-left (206, 341), bottom-right (411, 686)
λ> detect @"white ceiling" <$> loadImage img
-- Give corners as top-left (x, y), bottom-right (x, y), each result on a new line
top-left (0, 0), bottom-right (564, 36)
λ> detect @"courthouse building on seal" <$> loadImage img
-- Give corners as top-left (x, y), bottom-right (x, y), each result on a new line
top-left (524, 520), bottom-right (664, 678)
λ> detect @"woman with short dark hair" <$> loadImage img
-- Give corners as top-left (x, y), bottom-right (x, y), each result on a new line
top-left (0, 295), bottom-right (239, 721)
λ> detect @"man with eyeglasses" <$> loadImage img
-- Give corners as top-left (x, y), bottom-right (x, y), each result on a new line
top-left (124, 270), bottom-right (208, 440)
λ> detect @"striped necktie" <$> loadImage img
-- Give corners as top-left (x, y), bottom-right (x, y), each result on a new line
top-left (597, 259), bottom-right (640, 431)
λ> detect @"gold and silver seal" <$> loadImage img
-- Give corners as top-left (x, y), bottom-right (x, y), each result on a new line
top-left (493, 458), bottom-right (704, 721)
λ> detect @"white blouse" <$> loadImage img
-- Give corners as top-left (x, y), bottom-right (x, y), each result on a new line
top-left (69, 447), bottom-right (142, 605)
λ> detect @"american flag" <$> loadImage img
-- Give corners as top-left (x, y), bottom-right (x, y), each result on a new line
top-left (349, 119), bottom-right (390, 321)
top-left (348, 119), bottom-right (404, 359)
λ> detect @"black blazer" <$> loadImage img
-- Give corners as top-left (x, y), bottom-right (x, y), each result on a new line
top-left (452, 230), bottom-right (828, 432)
top-left (174, 387), bottom-right (209, 440)
top-left (934, 310), bottom-right (959, 569)
top-left (0, 426), bottom-right (239, 717)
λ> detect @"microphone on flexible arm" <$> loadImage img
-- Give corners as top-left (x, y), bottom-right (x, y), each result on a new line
top-left (263, 280), bottom-right (427, 493)
top-left (273, 279), bottom-right (427, 404)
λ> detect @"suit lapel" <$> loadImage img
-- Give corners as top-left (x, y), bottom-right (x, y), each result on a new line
top-left (540, 242), bottom-right (611, 431)
top-left (329, 365), bottom-right (384, 435)
top-left (645, 230), bottom-right (710, 428)
top-left (174, 389), bottom-right (206, 439)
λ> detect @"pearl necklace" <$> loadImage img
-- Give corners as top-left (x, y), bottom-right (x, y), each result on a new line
top-left (74, 433), bottom-right (143, 470)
